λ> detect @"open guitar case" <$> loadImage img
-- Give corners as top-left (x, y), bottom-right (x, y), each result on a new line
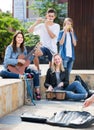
top-left (20, 110), bottom-right (94, 128)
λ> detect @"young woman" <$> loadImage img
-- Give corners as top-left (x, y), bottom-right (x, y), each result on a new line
top-left (58, 17), bottom-right (77, 77)
top-left (44, 54), bottom-right (88, 101)
top-left (0, 30), bottom-right (41, 100)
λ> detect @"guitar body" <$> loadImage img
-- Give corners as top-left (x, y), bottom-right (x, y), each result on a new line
top-left (7, 42), bottom-right (41, 75)
top-left (8, 54), bottom-right (30, 75)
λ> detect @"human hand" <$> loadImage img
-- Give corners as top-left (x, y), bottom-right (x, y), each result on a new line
top-left (58, 82), bottom-right (64, 87)
top-left (36, 17), bottom-right (45, 24)
top-left (47, 85), bottom-right (53, 91)
top-left (63, 26), bottom-right (68, 33)
top-left (83, 96), bottom-right (94, 107)
top-left (70, 27), bottom-right (74, 32)
top-left (18, 59), bottom-right (25, 64)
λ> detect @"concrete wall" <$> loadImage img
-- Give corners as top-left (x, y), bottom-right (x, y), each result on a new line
top-left (0, 79), bottom-right (24, 117)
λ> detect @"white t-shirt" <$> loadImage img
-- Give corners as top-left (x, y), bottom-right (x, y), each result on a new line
top-left (33, 23), bottom-right (60, 54)
top-left (66, 32), bottom-right (72, 57)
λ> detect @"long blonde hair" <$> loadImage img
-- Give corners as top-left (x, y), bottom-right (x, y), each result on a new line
top-left (63, 17), bottom-right (73, 28)
top-left (51, 54), bottom-right (64, 72)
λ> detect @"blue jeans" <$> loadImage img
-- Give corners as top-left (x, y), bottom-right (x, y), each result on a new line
top-left (0, 68), bottom-right (40, 88)
top-left (0, 70), bottom-right (19, 78)
top-left (63, 57), bottom-right (74, 74)
top-left (41, 47), bottom-right (52, 62)
top-left (64, 81), bottom-right (88, 101)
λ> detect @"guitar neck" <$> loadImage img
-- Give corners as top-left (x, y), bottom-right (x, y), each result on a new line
top-left (25, 49), bottom-right (35, 60)
top-left (25, 42), bottom-right (41, 60)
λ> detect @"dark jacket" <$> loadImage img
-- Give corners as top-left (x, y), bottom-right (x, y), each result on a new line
top-left (44, 68), bottom-right (69, 89)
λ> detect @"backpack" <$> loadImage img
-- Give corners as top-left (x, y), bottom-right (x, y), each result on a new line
top-left (74, 75), bottom-right (93, 98)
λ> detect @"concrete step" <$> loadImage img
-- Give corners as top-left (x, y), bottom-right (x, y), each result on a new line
top-left (0, 64), bottom-right (94, 118)
top-left (0, 79), bottom-right (24, 117)
top-left (40, 65), bottom-right (94, 99)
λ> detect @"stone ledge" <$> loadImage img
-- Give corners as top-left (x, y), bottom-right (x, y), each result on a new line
top-left (0, 79), bottom-right (25, 117)
top-left (40, 71), bottom-right (94, 99)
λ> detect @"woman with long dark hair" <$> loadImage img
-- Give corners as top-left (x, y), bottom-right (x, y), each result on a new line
top-left (0, 30), bottom-right (41, 100)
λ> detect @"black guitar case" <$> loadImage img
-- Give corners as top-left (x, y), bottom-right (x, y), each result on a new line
top-left (21, 110), bottom-right (94, 128)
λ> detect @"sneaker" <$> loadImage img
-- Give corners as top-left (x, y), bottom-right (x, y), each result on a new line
top-left (25, 73), bottom-right (33, 79)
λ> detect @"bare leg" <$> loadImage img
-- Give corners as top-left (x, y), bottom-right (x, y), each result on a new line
top-left (33, 48), bottom-right (43, 71)
top-left (35, 87), bottom-right (40, 93)
top-left (33, 56), bottom-right (40, 70)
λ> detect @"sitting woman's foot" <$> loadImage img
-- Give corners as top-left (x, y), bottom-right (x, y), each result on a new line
top-left (35, 92), bottom-right (41, 100)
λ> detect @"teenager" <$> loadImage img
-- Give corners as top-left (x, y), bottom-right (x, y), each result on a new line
top-left (28, 8), bottom-right (60, 72)
top-left (58, 17), bottom-right (77, 77)
top-left (0, 30), bottom-right (41, 100)
top-left (44, 54), bottom-right (88, 101)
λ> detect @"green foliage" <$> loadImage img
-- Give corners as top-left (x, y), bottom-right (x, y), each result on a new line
top-left (24, 33), bottom-right (40, 47)
top-left (0, 11), bottom-right (24, 63)
top-left (21, 21), bottom-right (40, 47)
top-left (28, 0), bottom-right (68, 25)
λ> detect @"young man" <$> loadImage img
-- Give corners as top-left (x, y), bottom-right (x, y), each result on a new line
top-left (28, 8), bottom-right (60, 72)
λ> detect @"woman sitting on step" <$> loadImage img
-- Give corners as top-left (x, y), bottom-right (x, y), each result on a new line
top-left (44, 54), bottom-right (88, 101)
top-left (0, 30), bottom-right (41, 100)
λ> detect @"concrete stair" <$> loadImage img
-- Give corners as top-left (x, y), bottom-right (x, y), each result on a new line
top-left (0, 64), bottom-right (94, 118)
top-left (0, 79), bottom-right (24, 117)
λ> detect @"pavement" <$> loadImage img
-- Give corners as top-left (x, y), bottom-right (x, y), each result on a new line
top-left (0, 100), bottom-right (94, 130)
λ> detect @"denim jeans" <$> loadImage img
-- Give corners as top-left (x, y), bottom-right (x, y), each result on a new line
top-left (0, 70), bottom-right (19, 78)
top-left (64, 81), bottom-right (88, 101)
top-left (0, 68), bottom-right (40, 88)
top-left (63, 57), bottom-right (74, 74)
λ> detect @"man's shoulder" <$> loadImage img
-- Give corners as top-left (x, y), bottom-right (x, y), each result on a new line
top-left (36, 23), bottom-right (44, 28)
top-left (54, 23), bottom-right (60, 27)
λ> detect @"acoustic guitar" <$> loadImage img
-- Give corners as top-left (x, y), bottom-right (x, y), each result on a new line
top-left (7, 42), bottom-right (41, 75)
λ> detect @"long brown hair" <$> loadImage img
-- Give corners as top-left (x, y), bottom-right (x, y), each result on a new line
top-left (11, 30), bottom-right (25, 52)
top-left (51, 54), bottom-right (64, 72)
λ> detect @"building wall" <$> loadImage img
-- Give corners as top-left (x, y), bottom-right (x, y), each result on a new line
top-left (68, 0), bottom-right (94, 69)
top-left (27, 0), bottom-right (39, 21)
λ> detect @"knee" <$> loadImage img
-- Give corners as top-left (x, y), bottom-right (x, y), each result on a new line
top-left (73, 81), bottom-right (81, 85)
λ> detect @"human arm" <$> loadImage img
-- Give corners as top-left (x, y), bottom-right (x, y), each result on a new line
top-left (83, 94), bottom-right (94, 107)
top-left (4, 45), bottom-right (18, 67)
top-left (59, 26), bottom-right (68, 45)
top-left (45, 22), bottom-right (55, 39)
top-left (57, 70), bottom-right (69, 88)
top-left (28, 18), bottom-right (44, 33)
top-left (70, 29), bottom-right (77, 46)
top-left (4, 45), bottom-right (27, 67)
top-left (45, 22), bottom-right (60, 39)
top-left (62, 70), bottom-right (69, 88)
top-left (44, 68), bottom-right (54, 90)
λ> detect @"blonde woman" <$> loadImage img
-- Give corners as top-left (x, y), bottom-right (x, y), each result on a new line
top-left (58, 18), bottom-right (77, 77)
top-left (44, 54), bottom-right (88, 101)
